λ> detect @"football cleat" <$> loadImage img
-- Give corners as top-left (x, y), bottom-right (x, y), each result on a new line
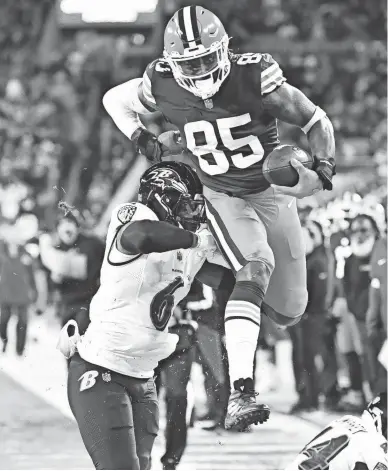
top-left (224, 378), bottom-right (270, 430)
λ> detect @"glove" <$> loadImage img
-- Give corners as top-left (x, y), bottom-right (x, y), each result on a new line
top-left (132, 128), bottom-right (162, 162)
top-left (56, 320), bottom-right (81, 359)
top-left (192, 227), bottom-right (217, 253)
top-left (158, 130), bottom-right (183, 150)
top-left (313, 157), bottom-right (336, 191)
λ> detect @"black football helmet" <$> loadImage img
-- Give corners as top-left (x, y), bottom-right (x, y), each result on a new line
top-left (138, 162), bottom-right (206, 231)
top-left (363, 392), bottom-right (387, 438)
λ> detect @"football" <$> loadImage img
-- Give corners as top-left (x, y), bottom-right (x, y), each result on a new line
top-left (262, 145), bottom-right (314, 187)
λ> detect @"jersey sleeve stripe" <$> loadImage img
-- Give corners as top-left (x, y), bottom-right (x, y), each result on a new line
top-left (261, 66), bottom-right (282, 87)
top-left (261, 62), bottom-right (279, 78)
top-left (262, 78), bottom-right (286, 95)
top-left (261, 71), bottom-right (286, 94)
top-left (142, 83), bottom-right (157, 105)
top-left (142, 71), bottom-right (157, 104)
top-left (142, 70), bottom-right (152, 89)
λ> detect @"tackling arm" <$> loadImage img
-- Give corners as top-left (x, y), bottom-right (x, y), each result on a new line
top-left (262, 83), bottom-right (336, 190)
top-left (116, 220), bottom-right (216, 255)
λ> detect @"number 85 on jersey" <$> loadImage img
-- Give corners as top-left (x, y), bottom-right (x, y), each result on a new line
top-left (184, 113), bottom-right (265, 176)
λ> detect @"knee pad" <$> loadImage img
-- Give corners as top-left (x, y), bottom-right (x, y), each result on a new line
top-left (236, 260), bottom-right (273, 291)
top-left (229, 260), bottom-right (273, 311)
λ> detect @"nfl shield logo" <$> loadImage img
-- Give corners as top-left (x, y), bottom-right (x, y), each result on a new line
top-left (102, 372), bottom-right (111, 383)
top-left (177, 251), bottom-right (183, 261)
top-left (204, 99), bottom-right (213, 109)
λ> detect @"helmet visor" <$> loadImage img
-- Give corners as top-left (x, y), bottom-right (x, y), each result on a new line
top-left (174, 50), bottom-right (219, 78)
top-left (175, 194), bottom-right (206, 230)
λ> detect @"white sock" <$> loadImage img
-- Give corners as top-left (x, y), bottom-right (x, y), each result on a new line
top-left (224, 301), bottom-right (261, 389)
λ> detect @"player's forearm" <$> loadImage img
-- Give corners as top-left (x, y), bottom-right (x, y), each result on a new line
top-left (102, 78), bottom-right (148, 140)
top-left (307, 115), bottom-right (336, 164)
top-left (120, 220), bottom-right (197, 254)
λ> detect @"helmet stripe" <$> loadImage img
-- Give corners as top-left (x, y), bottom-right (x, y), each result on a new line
top-left (183, 6), bottom-right (195, 42)
top-left (177, 8), bottom-right (187, 41)
top-left (189, 5), bottom-right (200, 41)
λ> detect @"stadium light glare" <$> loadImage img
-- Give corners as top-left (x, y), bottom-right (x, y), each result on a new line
top-left (60, 0), bottom-right (158, 22)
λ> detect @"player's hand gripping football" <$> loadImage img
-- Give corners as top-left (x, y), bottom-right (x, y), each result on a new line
top-left (132, 129), bottom-right (185, 162)
top-left (271, 158), bottom-right (323, 198)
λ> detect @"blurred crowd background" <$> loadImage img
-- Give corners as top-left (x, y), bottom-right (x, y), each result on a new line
top-left (0, 0), bottom-right (386, 466)
top-left (0, 0), bottom-right (386, 231)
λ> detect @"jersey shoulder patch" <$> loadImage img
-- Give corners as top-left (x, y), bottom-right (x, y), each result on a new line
top-left (111, 202), bottom-right (158, 227)
top-left (117, 204), bottom-right (137, 224)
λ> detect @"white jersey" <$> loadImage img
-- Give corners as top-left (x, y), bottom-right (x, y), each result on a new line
top-left (78, 202), bottom-right (215, 378)
top-left (286, 415), bottom-right (388, 470)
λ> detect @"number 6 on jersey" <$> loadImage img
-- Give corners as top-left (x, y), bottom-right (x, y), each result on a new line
top-left (150, 276), bottom-right (185, 331)
top-left (184, 113), bottom-right (265, 176)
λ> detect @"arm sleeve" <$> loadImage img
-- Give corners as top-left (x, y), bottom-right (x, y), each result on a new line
top-left (109, 202), bottom-right (196, 258)
top-left (119, 220), bottom-right (196, 254)
top-left (102, 61), bottom-right (159, 141)
top-left (106, 202), bottom-right (158, 265)
top-left (260, 54), bottom-right (287, 96)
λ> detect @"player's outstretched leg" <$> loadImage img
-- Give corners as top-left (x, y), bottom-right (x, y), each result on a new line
top-left (223, 262), bottom-right (273, 431)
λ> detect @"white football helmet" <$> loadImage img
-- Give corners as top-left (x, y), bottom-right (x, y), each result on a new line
top-left (163, 5), bottom-right (230, 100)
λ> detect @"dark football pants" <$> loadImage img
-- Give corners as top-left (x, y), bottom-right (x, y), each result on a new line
top-left (68, 354), bottom-right (159, 470)
top-left (155, 348), bottom-right (195, 468)
top-left (0, 304), bottom-right (28, 355)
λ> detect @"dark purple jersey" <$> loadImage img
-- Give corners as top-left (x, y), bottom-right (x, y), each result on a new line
top-left (140, 52), bottom-right (286, 196)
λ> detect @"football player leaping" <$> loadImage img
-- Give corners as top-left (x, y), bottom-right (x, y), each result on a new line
top-left (285, 393), bottom-right (388, 470)
top-left (59, 162), bottom-right (236, 470)
top-left (103, 5), bottom-right (336, 431)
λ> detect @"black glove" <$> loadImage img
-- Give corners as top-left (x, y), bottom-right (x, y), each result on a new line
top-left (313, 157), bottom-right (336, 191)
top-left (132, 128), bottom-right (162, 162)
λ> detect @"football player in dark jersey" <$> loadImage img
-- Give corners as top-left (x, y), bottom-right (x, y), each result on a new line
top-left (103, 5), bottom-right (336, 431)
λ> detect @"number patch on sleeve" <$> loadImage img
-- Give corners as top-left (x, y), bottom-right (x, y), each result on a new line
top-left (237, 53), bottom-right (262, 65)
top-left (117, 204), bottom-right (137, 224)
